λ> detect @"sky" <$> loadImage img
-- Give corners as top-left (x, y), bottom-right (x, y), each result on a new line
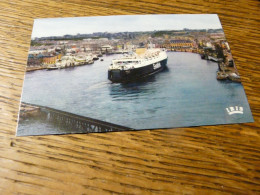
top-left (31, 14), bottom-right (223, 38)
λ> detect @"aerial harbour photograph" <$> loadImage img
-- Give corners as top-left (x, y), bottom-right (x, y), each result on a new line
top-left (17, 14), bottom-right (254, 136)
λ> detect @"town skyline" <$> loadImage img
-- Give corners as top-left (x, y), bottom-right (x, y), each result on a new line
top-left (33, 28), bottom-right (223, 41)
top-left (31, 14), bottom-right (223, 38)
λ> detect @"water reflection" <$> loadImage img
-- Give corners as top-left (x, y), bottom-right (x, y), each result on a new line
top-left (109, 66), bottom-right (170, 99)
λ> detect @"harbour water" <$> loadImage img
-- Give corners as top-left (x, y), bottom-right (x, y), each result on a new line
top-left (18, 52), bottom-right (254, 135)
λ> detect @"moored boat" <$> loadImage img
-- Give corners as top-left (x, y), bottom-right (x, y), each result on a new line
top-left (92, 55), bottom-right (99, 61)
top-left (228, 72), bottom-right (241, 82)
top-left (74, 55), bottom-right (87, 65)
top-left (108, 48), bottom-right (168, 83)
top-left (46, 66), bottom-right (59, 70)
top-left (216, 71), bottom-right (228, 80)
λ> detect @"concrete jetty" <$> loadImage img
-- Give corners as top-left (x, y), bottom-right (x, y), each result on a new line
top-left (19, 102), bottom-right (132, 134)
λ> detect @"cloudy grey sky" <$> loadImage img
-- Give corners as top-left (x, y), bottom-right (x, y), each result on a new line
top-left (31, 14), bottom-right (222, 38)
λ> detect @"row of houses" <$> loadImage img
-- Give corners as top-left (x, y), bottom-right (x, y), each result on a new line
top-left (162, 39), bottom-right (195, 50)
top-left (28, 39), bottom-right (196, 67)
top-left (27, 53), bottom-right (62, 66)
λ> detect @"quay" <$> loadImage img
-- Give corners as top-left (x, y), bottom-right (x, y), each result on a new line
top-left (216, 63), bottom-right (241, 82)
top-left (26, 65), bottom-right (47, 72)
top-left (19, 102), bottom-right (133, 135)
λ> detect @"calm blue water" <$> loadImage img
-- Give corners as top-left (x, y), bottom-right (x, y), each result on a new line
top-left (18, 52), bottom-right (254, 135)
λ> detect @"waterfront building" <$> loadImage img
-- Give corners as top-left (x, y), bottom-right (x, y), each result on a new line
top-left (27, 53), bottom-right (62, 66)
top-left (42, 53), bottom-right (62, 64)
top-left (27, 54), bottom-right (42, 66)
top-left (210, 33), bottom-right (225, 39)
top-left (170, 39), bottom-right (194, 49)
top-left (162, 39), bottom-right (194, 51)
top-left (101, 45), bottom-right (113, 54)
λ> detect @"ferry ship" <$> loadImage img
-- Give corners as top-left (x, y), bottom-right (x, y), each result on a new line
top-left (108, 48), bottom-right (168, 82)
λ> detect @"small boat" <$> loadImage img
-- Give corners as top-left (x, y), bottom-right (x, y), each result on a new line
top-left (108, 48), bottom-right (168, 83)
top-left (228, 72), bottom-right (241, 82)
top-left (200, 54), bottom-right (206, 59)
top-left (216, 71), bottom-right (228, 80)
top-left (100, 59), bottom-right (104, 61)
top-left (47, 66), bottom-right (59, 70)
top-left (92, 55), bottom-right (99, 61)
top-left (208, 55), bottom-right (222, 62)
top-left (74, 55), bottom-right (87, 65)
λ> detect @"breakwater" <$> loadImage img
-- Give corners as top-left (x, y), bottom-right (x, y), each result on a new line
top-left (18, 102), bottom-right (132, 136)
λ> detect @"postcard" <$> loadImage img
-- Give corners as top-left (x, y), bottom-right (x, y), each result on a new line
top-left (16, 14), bottom-right (254, 136)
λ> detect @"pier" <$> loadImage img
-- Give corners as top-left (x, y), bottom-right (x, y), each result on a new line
top-left (19, 102), bottom-right (132, 135)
